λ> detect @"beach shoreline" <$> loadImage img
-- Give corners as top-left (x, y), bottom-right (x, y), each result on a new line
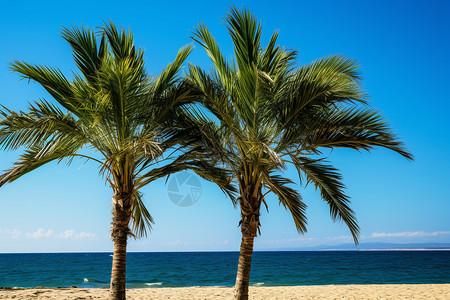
top-left (1, 284), bottom-right (449, 299)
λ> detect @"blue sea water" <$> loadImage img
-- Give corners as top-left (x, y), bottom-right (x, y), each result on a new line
top-left (0, 251), bottom-right (449, 288)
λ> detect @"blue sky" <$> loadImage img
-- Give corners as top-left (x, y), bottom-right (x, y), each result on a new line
top-left (0, 0), bottom-right (449, 252)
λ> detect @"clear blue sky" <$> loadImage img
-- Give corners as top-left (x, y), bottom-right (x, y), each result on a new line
top-left (0, 0), bottom-right (449, 252)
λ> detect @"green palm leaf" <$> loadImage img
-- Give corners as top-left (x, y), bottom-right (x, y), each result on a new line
top-left (264, 174), bottom-right (307, 234)
top-left (293, 156), bottom-right (359, 243)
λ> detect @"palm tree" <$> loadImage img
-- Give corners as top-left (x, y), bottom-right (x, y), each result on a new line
top-left (0, 23), bottom-right (230, 300)
top-left (188, 7), bottom-right (413, 300)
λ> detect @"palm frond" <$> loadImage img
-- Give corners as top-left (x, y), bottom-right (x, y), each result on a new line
top-left (191, 24), bottom-right (233, 92)
top-left (9, 61), bottom-right (80, 114)
top-left (264, 174), bottom-right (307, 234)
top-left (293, 156), bottom-right (360, 243)
top-left (130, 192), bottom-right (154, 237)
top-left (138, 159), bottom-right (237, 202)
top-left (154, 45), bottom-right (193, 96)
top-left (61, 25), bottom-right (106, 83)
top-left (304, 107), bottom-right (414, 160)
top-left (280, 55), bottom-right (368, 129)
top-left (0, 100), bottom-right (84, 151)
top-left (0, 138), bottom-right (86, 187)
top-left (225, 6), bottom-right (262, 68)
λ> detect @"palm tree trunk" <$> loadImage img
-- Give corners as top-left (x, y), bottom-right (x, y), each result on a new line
top-left (109, 193), bottom-right (132, 300)
top-left (234, 227), bottom-right (256, 300)
top-left (234, 188), bottom-right (260, 300)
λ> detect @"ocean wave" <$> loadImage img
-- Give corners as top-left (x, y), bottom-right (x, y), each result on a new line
top-left (83, 278), bottom-right (104, 283)
top-left (253, 282), bottom-right (264, 286)
top-left (145, 282), bottom-right (163, 286)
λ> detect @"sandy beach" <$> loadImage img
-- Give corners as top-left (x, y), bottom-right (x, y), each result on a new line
top-left (1, 284), bottom-right (449, 299)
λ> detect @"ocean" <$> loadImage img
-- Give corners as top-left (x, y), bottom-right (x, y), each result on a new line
top-left (0, 251), bottom-right (449, 288)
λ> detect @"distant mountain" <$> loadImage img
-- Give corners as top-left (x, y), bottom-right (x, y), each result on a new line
top-left (263, 242), bottom-right (450, 251)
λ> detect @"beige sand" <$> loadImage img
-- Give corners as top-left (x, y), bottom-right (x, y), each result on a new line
top-left (1, 284), bottom-right (449, 299)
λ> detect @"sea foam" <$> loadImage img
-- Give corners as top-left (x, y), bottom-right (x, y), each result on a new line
top-left (145, 282), bottom-right (163, 286)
